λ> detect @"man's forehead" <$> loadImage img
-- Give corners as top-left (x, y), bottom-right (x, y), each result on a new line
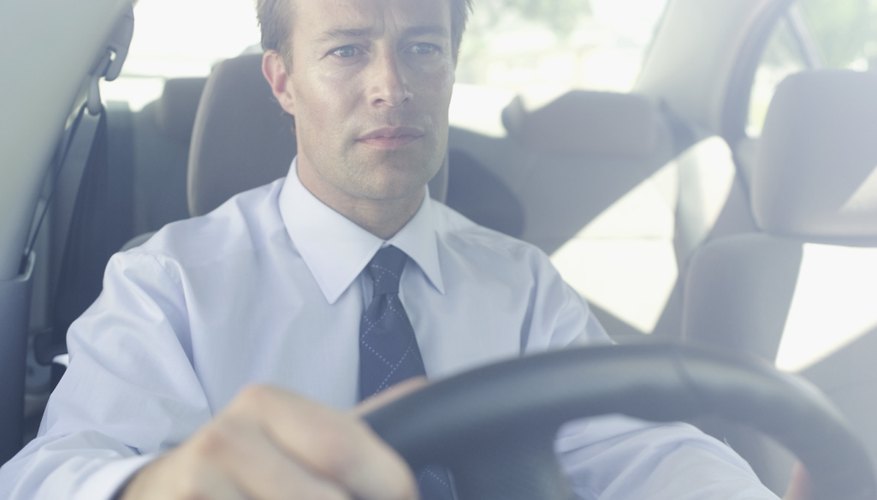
top-left (289, 0), bottom-right (452, 36)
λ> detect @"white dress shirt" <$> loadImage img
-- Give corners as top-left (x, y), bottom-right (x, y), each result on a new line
top-left (0, 163), bottom-right (778, 499)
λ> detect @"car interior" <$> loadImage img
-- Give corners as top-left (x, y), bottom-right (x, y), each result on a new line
top-left (1, 0), bottom-right (876, 496)
top-left (684, 68), bottom-right (877, 490)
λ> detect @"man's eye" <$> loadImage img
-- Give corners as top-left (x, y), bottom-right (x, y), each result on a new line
top-left (331, 46), bottom-right (361, 58)
top-left (409, 43), bottom-right (441, 56)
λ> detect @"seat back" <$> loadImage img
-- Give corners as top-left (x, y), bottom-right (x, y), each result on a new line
top-left (187, 53), bottom-right (448, 217)
top-left (484, 90), bottom-right (681, 339)
top-left (683, 69), bottom-right (877, 492)
top-left (131, 77), bottom-right (207, 233)
top-left (187, 53), bottom-right (296, 217)
top-left (449, 89), bottom-right (759, 341)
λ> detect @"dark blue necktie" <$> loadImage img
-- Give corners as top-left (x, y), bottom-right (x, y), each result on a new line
top-left (359, 245), bottom-right (456, 500)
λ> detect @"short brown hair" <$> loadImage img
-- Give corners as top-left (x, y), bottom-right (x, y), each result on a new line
top-left (256, 0), bottom-right (473, 62)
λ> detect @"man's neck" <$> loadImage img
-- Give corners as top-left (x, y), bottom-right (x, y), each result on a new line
top-left (339, 194), bottom-right (425, 240)
top-left (296, 166), bottom-right (426, 239)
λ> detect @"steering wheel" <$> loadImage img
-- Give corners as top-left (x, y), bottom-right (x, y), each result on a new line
top-left (364, 343), bottom-right (876, 500)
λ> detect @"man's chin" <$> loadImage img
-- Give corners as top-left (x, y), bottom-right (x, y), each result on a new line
top-left (366, 158), bottom-right (440, 189)
top-left (358, 180), bottom-right (429, 204)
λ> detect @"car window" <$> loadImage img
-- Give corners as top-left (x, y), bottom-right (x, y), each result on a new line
top-left (102, 0), bottom-right (261, 109)
top-left (747, 0), bottom-right (877, 136)
top-left (453, 0), bottom-right (668, 134)
top-left (746, 14), bottom-right (811, 137)
top-left (799, 0), bottom-right (877, 69)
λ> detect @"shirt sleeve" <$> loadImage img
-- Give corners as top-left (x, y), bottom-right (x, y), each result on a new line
top-left (0, 251), bottom-right (213, 500)
top-left (555, 417), bottom-right (780, 499)
top-left (524, 253), bottom-right (780, 499)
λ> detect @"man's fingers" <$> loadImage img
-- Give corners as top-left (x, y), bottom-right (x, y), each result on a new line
top-left (201, 413), bottom-right (348, 500)
top-left (354, 377), bottom-right (428, 417)
top-left (123, 385), bottom-right (418, 500)
top-left (230, 385), bottom-right (418, 500)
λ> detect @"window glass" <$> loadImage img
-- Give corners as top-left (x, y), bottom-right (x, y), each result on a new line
top-left (123, 0), bottom-right (260, 78)
top-left (454, 0), bottom-right (668, 133)
top-left (798, 0), bottom-right (877, 69)
top-left (104, 0), bottom-right (261, 109)
top-left (458, 0), bottom-right (667, 93)
top-left (747, 17), bottom-right (810, 136)
top-left (747, 0), bottom-right (877, 136)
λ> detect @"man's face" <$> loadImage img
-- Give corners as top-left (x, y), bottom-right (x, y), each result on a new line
top-left (272, 0), bottom-right (454, 215)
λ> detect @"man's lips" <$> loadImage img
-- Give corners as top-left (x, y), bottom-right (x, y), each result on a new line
top-left (356, 126), bottom-right (424, 149)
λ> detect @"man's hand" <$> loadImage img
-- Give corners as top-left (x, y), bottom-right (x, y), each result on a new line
top-left (121, 381), bottom-right (425, 499)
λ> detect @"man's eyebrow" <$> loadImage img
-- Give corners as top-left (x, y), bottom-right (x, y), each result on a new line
top-left (403, 25), bottom-right (450, 39)
top-left (315, 25), bottom-right (449, 43)
top-left (316, 27), bottom-right (374, 43)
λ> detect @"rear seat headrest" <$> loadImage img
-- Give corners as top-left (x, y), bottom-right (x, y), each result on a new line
top-left (501, 90), bottom-right (661, 157)
top-left (752, 70), bottom-right (877, 239)
top-left (188, 53), bottom-right (297, 217)
top-left (155, 77), bottom-right (207, 145)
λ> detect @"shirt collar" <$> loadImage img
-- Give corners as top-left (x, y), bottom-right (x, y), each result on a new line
top-left (279, 159), bottom-right (445, 304)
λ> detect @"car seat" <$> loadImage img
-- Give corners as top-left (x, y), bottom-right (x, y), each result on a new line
top-left (460, 89), bottom-right (681, 339)
top-left (682, 69), bottom-right (877, 493)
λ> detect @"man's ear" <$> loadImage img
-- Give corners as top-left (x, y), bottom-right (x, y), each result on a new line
top-left (262, 51), bottom-right (296, 115)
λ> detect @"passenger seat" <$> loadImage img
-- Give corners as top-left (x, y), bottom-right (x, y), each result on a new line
top-left (505, 91), bottom-right (681, 339)
top-left (682, 69), bottom-right (877, 492)
top-left (449, 89), bottom-right (749, 341)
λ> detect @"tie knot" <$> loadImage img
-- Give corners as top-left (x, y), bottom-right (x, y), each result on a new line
top-left (368, 246), bottom-right (407, 295)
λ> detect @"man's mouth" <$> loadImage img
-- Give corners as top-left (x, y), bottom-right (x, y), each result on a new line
top-left (356, 126), bottom-right (425, 149)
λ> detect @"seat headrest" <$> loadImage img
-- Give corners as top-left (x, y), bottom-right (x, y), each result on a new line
top-left (154, 77), bottom-right (207, 145)
top-left (752, 70), bottom-right (877, 239)
top-left (501, 91), bottom-right (661, 157)
top-left (187, 53), bottom-right (296, 217)
top-left (188, 53), bottom-right (448, 217)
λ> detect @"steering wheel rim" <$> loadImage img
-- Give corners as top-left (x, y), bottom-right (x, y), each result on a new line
top-left (364, 343), bottom-right (876, 500)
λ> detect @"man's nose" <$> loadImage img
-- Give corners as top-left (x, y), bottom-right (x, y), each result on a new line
top-left (368, 51), bottom-right (412, 107)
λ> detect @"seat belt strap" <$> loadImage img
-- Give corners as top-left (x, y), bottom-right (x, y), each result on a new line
top-left (21, 3), bottom-right (133, 272)
top-left (26, 6), bottom-right (134, 365)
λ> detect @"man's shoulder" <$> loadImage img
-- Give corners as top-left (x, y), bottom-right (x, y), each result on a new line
top-left (129, 180), bottom-right (285, 266)
top-left (433, 202), bottom-right (548, 266)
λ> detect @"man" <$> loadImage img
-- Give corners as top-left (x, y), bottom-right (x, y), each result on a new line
top-left (0, 0), bottom-right (789, 498)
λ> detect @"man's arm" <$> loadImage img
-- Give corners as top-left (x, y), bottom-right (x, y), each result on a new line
top-left (121, 384), bottom-right (419, 500)
top-left (523, 252), bottom-right (780, 499)
top-left (556, 417), bottom-right (779, 499)
top-left (0, 251), bottom-right (418, 500)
